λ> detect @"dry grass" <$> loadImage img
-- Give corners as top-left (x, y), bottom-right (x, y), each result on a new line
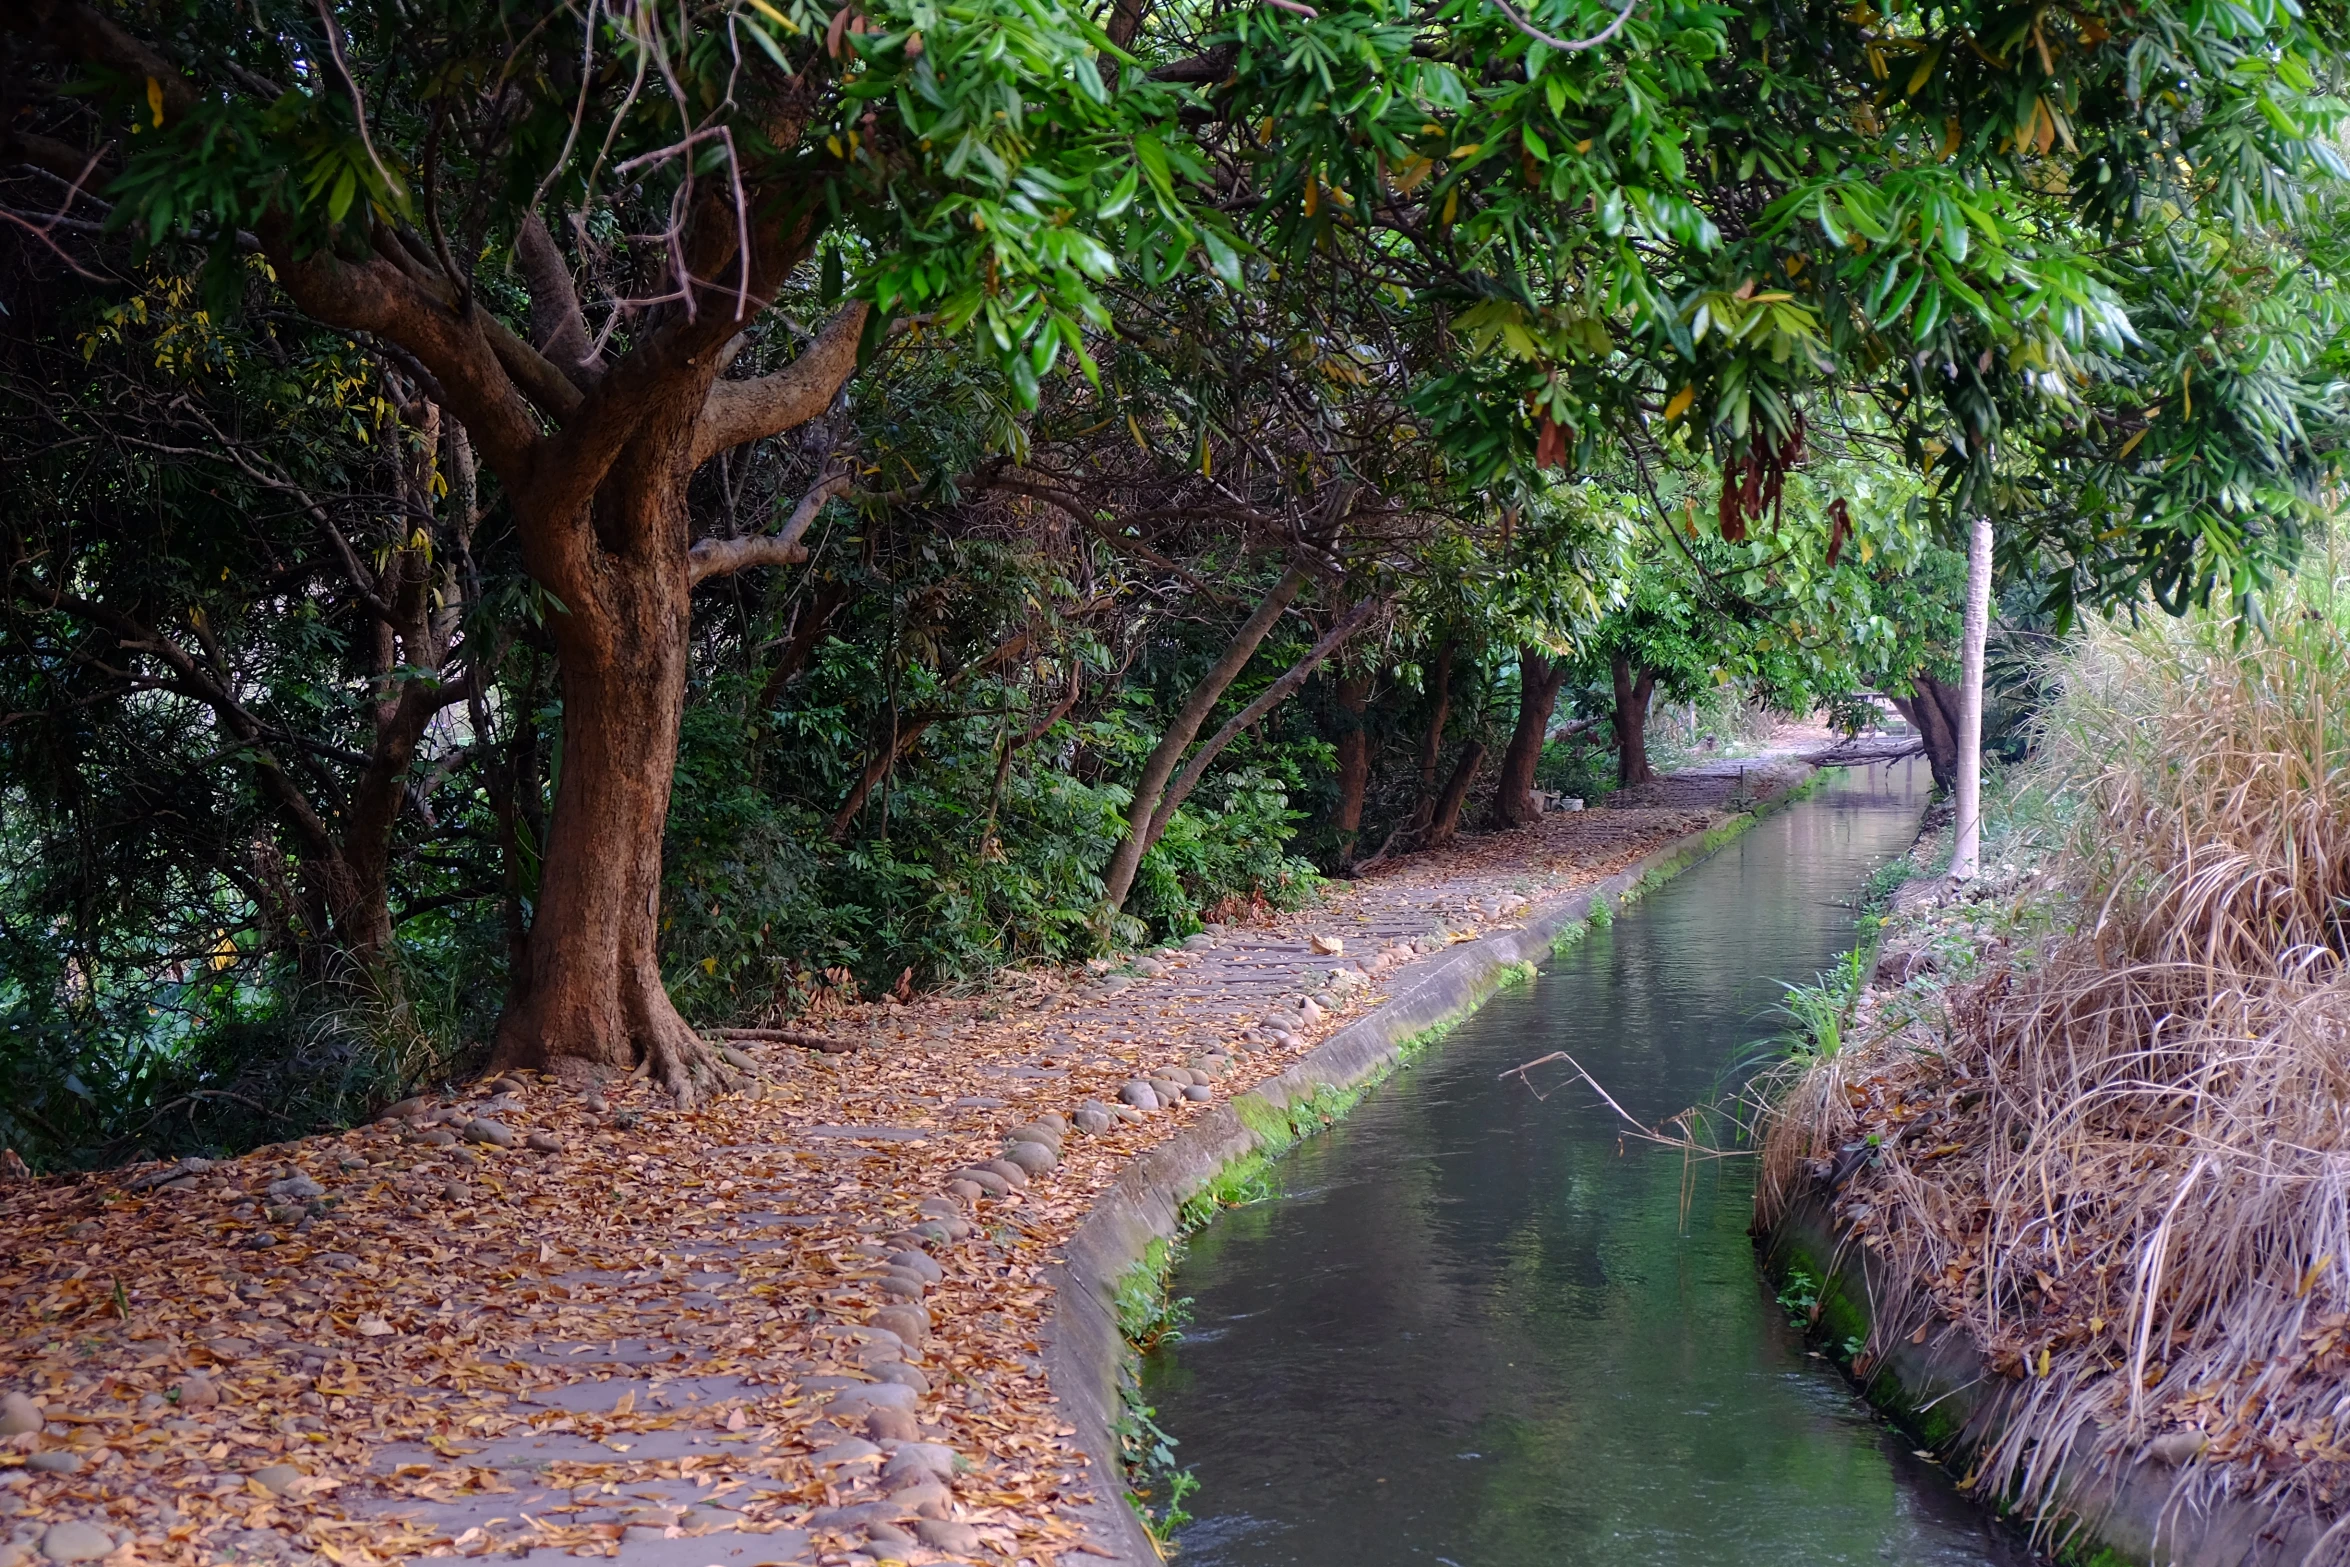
top-left (1760, 571), bottom-right (2350, 1550)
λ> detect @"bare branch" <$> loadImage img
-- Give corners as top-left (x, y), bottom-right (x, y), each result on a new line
top-left (687, 472), bottom-right (851, 585)
top-left (515, 212), bottom-right (600, 389)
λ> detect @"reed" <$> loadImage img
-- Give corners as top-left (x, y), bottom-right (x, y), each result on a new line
top-left (1760, 571), bottom-right (2350, 1546)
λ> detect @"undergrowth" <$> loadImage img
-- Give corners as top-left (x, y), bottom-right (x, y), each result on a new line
top-left (1759, 570), bottom-right (2350, 1554)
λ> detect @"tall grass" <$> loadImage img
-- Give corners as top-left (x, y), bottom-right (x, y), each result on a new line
top-left (1760, 569), bottom-right (2350, 1547)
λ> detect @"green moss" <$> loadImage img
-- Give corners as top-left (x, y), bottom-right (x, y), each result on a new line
top-left (1497, 959), bottom-right (1537, 989)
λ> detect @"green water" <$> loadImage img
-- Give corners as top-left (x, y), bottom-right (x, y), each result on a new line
top-left (1145, 761), bottom-right (2034, 1567)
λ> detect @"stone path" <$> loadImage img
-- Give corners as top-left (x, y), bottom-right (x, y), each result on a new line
top-left (0, 755), bottom-right (1807, 1567)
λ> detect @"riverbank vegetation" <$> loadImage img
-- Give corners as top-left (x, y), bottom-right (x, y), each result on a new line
top-left (5, 0), bottom-right (2346, 1176)
top-left (1758, 567), bottom-right (2350, 1552)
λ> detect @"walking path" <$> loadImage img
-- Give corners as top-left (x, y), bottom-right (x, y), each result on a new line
top-left (0, 755), bottom-right (1808, 1567)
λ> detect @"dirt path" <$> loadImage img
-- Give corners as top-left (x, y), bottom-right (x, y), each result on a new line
top-left (0, 758), bottom-right (1806, 1567)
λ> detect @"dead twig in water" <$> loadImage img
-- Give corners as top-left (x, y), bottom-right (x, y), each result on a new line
top-left (1502, 1049), bottom-right (1751, 1229)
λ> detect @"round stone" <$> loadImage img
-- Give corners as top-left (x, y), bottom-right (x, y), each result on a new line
top-left (955, 1167), bottom-right (1010, 1198)
top-left (418, 1127), bottom-right (458, 1147)
top-left (883, 1442), bottom-right (959, 1483)
top-left (865, 1406), bottom-right (919, 1442)
top-left (0, 1392), bottom-right (42, 1435)
top-left (1183, 1084), bottom-right (1211, 1102)
top-left (914, 1519), bottom-right (983, 1556)
top-left (525, 1131), bottom-right (563, 1153)
top-left (825, 1381), bottom-right (917, 1418)
top-left (1117, 1081), bottom-right (1159, 1111)
top-left (869, 1361), bottom-right (931, 1394)
top-left (945, 1178), bottom-right (985, 1202)
top-left (252, 1463), bottom-right (301, 1495)
top-left (872, 1304), bottom-right (930, 1344)
top-left (887, 1250), bottom-right (942, 1284)
top-left (26, 1451), bottom-right (81, 1474)
top-left (175, 1374), bottom-right (219, 1409)
top-left (875, 1271), bottom-right (926, 1301)
top-left (978, 1158), bottom-right (1028, 1190)
top-left (461, 1118), bottom-right (514, 1148)
top-left (40, 1523), bottom-right (115, 1563)
top-left (1002, 1141), bottom-right (1055, 1174)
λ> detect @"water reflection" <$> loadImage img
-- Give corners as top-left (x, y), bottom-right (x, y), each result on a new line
top-left (1147, 761), bottom-right (2037, 1567)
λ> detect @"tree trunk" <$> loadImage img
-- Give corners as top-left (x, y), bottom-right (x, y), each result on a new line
top-left (1893, 677), bottom-right (1963, 793)
top-left (1426, 741), bottom-right (1486, 848)
top-left (1950, 513), bottom-right (1994, 880)
top-left (1415, 637), bottom-right (1455, 796)
top-left (1329, 668), bottom-right (1375, 867)
top-left (1100, 567), bottom-right (1307, 911)
top-left (487, 466), bottom-right (721, 1100)
top-left (1492, 647), bottom-right (1567, 827)
top-left (1611, 657), bottom-right (1659, 789)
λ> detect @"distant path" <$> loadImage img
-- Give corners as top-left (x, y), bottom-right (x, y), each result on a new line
top-left (0, 746), bottom-right (1814, 1567)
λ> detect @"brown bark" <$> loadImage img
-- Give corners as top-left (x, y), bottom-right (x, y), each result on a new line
top-left (1136, 595), bottom-right (1382, 869)
top-left (1611, 657), bottom-right (1659, 789)
top-left (1425, 741), bottom-right (1486, 849)
top-left (1492, 647), bottom-right (1569, 827)
top-left (1329, 668), bottom-right (1375, 867)
top-left (1895, 675), bottom-right (1964, 792)
top-left (1415, 638), bottom-right (1455, 796)
top-left (1101, 568), bottom-right (1307, 911)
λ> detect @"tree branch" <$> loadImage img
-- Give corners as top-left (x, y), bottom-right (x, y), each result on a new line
top-left (691, 302), bottom-right (869, 466)
top-left (687, 472), bottom-right (851, 585)
top-left (1143, 594), bottom-right (1384, 853)
top-left (514, 212), bottom-right (600, 390)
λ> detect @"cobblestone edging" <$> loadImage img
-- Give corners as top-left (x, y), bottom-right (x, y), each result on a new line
top-left (1039, 767), bottom-right (1822, 1564)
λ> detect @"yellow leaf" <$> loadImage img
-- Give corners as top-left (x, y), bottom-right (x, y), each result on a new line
top-left (1663, 384), bottom-right (1695, 422)
top-left (1449, 143), bottom-right (1482, 159)
top-left (147, 76), bottom-right (165, 128)
top-left (613, 1390), bottom-right (635, 1416)
top-left (2116, 427), bottom-right (2148, 460)
top-left (1905, 46), bottom-right (1939, 97)
top-left (1573, 138), bottom-right (1592, 154)
top-left (745, 0), bottom-right (801, 30)
top-left (1441, 186), bottom-right (1458, 225)
top-left (701, 956), bottom-right (718, 975)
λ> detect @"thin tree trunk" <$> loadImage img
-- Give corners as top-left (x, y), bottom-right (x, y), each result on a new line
top-left (1100, 567), bottom-right (1307, 911)
top-left (1329, 668), bottom-right (1375, 868)
top-left (1951, 513), bottom-right (1994, 880)
top-left (1415, 637), bottom-right (1455, 796)
top-left (1493, 646), bottom-right (1568, 826)
top-left (1611, 657), bottom-right (1659, 789)
top-left (1425, 741), bottom-right (1486, 848)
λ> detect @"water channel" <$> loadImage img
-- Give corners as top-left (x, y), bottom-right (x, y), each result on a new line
top-left (1144, 759), bottom-right (2037, 1567)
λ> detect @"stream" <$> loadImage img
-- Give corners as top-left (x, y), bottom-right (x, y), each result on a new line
top-left (1143, 759), bottom-right (2037, 1567)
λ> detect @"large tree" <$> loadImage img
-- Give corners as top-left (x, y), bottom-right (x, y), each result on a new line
top-left (12, 0), bottom-right (1203, 1095)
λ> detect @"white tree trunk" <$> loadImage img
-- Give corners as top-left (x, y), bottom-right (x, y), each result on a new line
top-left (1950, 512), bottom-right (1994, 881)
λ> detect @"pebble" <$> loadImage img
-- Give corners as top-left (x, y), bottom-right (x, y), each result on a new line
top-left (865, 1406), bottom-right (919, 1442)
top-left (914, 1519), bottom-right (983, 1556)
top-left (1009, 1121), bottom-right (1063, 1148)
top-left (1118, 1081), bottom-right (1159, 1111)
top-left (525, 1131), bottom-right (563, 1153)
top-left (1002, 1141), bottom-right (1055, 1174)
top-left (887, 1250), bottom-right (943, 1284)
top-left (978, 1158), bottom-right (1029, 1190)
top-left (875, 1272), bottom-right (926, 1301)
top-left (872, 1304), bottom-right (930, 1345)
top-left (252, 1464), bottom-right (301, 1496)
top-left (881, 1442), bottom-right (958, 1482)
top-left (418, 1127), bottom-right (458, 1147)
top-left (442, 1179), bottom-right (470, 1204)
top-left (1263, 1010), bottom-right (1303, 1032)
top-left (954, 1168), bottom-right (1010, 1198)
top-left (462, 1118), bottom-right (515, 1148)
top-left (39, 1523), bottom-right (114, 1563)
top-left (825, 1381), bottom-right (917, 1418)
top-left (884, 1477), bottom-right (952, 1516)
top-left (1183, 1084), bottom-right (1212, 1102)
top-left (1146, 1077), bottom-right (1183, 1105)
top-left (1181, 933), bottom-right (1215, 950)
top-left (945, 1178), bottom-right (986, 1202)
top-left (175, 1374), bottom-right (219, 1409)
top-left (266, 1173), bottom-right (324, 1202)
top-left (1073, 1105), bottom-right (1115, 1134)
top-left (869, 1361), bottom-right (931, 1394)
top-left (0, 1395), bottom-right (40, 1436)
top-left (24, 1453), bottom-right (79, 1475)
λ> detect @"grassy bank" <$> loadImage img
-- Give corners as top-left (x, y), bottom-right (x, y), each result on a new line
top-left (1755, 575), bottom-right (2350, 1560)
